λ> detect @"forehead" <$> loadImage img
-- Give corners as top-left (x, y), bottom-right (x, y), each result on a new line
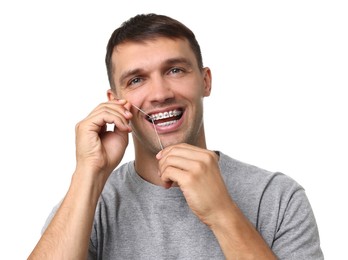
top-left (111, 37), bottom-right (197, 77)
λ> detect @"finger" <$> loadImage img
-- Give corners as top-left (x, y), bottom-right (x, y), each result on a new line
top-left (158, 153), bottom-right (192, 174)
top-left (157, 144), bottom-right (211, 173)
top-left (89, 101), bottom-right (132, 121)
top-left (85, 101), bottom-right (133, 132)
top-left (77, 110), bottom-right (131, 136)
top-left (91, 110), bottom-right (132, 132)
top-left (160, 165), bottom-right (188, 185)
top-left (157, 143), bottom-right (205, 160)
top-left (98, 108), bottom-right (131, 130)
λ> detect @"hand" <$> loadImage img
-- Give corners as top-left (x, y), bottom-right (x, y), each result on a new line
top-left (75, 99), bottom-right (132, 180)
top-left (156, 143), bottom-right (233, 227)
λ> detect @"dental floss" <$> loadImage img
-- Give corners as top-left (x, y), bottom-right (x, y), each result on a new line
top-left (131, 104), bottom-right (164, 150)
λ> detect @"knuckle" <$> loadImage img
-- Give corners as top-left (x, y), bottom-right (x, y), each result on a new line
top-left (75, 121), bottom-right (82, 131)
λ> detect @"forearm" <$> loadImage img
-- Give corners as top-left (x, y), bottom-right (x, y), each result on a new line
top-left (211, 201), bottom-right (277, 260)
top-left (28, 169), bottom-right (104, 260)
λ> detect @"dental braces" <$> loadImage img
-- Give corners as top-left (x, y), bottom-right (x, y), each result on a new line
top-left (132, 104), bottom-right (164, 150)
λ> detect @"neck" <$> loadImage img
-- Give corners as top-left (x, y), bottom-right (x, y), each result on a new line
top-left (132, 127), bottom-right (207, 187)
top-left (134, 147), bottom-right (162, 186)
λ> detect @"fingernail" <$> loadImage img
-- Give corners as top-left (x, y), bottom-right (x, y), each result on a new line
top-left (156, 150), bottom-right (162, 159)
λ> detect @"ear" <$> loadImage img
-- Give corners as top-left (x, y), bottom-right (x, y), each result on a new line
top-left (202, 67), bottom-right (212, 97)
top-left (107, 89), bottom-right (118, 101)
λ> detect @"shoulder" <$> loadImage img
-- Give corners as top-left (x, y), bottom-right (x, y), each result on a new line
top-left (218, 151), bottom-right (302, 194)
top-left (217, 151), bottom-right (305, 222)
top-left (94, 161), bottom-right (134, 211)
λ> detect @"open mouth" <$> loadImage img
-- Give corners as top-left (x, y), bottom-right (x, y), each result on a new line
top-left (146, 109), bottom-right (183, 127)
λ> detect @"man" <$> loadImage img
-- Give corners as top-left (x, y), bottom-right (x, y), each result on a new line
top-left (28, 13), bottom-right (323, 259)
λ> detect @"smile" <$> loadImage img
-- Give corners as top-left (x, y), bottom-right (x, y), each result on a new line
top-left (147, 109), bottom-right (183, 126)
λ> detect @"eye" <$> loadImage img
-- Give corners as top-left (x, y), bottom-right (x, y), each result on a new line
top-left (128, 77), bottom-right (143, 86)
top-left (169, 67), bottom-right (184, 75)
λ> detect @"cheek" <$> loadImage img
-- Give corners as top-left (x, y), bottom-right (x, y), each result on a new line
top-left (122, 89), bottom-right (146, 106)
top-left (175, 76), bottom-right (203, 95)
top-left (179, 83), bottom-right (205, 101)
top-left (188, 76), bottom-right (208, 96)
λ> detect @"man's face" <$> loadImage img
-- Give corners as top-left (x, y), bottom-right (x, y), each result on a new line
top-left (110, 37), bottom-right (211, 153)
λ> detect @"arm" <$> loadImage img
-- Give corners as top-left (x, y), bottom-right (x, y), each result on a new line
top-left (156, 144), bottom-right (277, 260)
top-left (208, 200), bottom-right (277, 260)
top-left (28, 99), bottom-right (132, 259)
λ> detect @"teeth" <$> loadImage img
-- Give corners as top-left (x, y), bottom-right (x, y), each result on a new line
top-left (149, 110), bottom-right (182, 121)
top-left (157, 120), bottom-right (177, 127)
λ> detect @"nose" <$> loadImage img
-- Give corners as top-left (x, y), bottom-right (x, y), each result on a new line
top-left (148, 75), bottom-right (174, 103)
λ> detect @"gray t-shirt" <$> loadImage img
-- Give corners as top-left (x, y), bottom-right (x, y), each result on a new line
top-left (44, 152), bottom-right (323, 259)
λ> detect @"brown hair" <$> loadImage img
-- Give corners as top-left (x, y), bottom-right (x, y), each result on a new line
top-left (105, 13), bottom-right (203, 90)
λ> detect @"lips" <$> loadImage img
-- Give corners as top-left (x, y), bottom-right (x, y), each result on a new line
top-left (146, 109), bottom-right (183, 126)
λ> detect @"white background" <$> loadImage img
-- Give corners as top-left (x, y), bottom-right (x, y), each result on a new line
top-left (0, 1), bottom-right (347, 259)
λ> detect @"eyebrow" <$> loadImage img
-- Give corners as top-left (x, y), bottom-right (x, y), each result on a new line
top-left (164, 57), bottom-right (193, 68)
top-left (119, 68), bottom-right (144, 86)
top-left (118, 57), bottom-right (194, 86)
